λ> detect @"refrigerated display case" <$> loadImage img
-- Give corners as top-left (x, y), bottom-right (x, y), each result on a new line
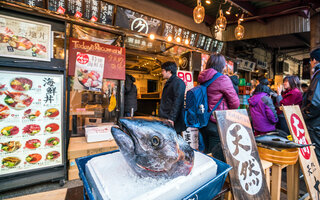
top-left (0, 9), bottom-right (66, 192)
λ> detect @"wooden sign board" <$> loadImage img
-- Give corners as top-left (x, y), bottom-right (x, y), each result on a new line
top-left (215, 109), bottom-right (270, 200)
top-left (283, 106), bottom-right (320, 200)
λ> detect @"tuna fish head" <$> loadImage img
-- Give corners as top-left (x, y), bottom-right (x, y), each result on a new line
top-left (111, 117), bottom-right (194, 179)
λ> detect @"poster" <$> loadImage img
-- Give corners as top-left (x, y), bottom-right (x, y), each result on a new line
top-left (0, 70), bottom-right (63, 176)
top-left (177, 70), bottom-right (194, 92)
top-left (73, 52), bottom-right (105, 92)
top-left (99, 1), bottom-right (114, 25)
top-left (0, 14), bottom-right (52, 61)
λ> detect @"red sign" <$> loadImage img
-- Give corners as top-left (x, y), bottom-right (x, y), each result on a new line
top-left (57, 6), bottom-right (65, 14)
top-left (290, 113), bottom-right (311, 160)
top-left (177, 70), bottom-right (194, 92)
top-left (74, 11), bottom-right (83, 18)
top-left (90, 16), bottom-right (98, 22)
top-left (68, 38), bottom-right (125, 80)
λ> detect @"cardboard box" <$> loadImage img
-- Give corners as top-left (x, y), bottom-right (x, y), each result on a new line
top-left (85, 124), bottom-right (114, 143)
top-left (68, 137), bottom-right (118, 160)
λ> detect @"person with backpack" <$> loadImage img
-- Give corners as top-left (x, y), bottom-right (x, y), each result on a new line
top-left (197, 53), bottom-right (240, 161)
top-left (159, 61), bottom-right (186, 134)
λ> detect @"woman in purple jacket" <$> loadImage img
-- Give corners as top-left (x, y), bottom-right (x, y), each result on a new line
top-left (198, 53), bottom-right (240, 161)
top-left (248, 79), bottom-right (278, 136)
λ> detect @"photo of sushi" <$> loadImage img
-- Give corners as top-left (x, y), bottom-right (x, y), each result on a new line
top-left (1, 126), bottom-right (19, 136)
top-left (45, 123), bottom-right (59, 133)
top-left (25, 139), bottom-right (41, 149)
top-left (8, 35), bottom-right (33, 51)
top-left (24, 109), bottom-right (41, 120)
top-left (23, 124), bottom-right (41, 136)
top-left (45, 137), bottom-right (59, 146)
top-left (4, 91), bottom-right (33, 110)
top-left (45, 108), bottom-right (59, 118)
top-left (32, 44), bottom-right (47, 55)
top-left (46, 151), bottom-right (60, 160)
top-left (25, 153), bottom-right (42, 164)
top-left (0, 104), bottom-right (10, 120)
top-left (2, 157), bottom-right (21, 168)
top-left (77, 69), bottom-right (102, 88)
top-left (0, 83), bottom-right (5, 90)
top-left (1, 141), bottom-right (21, 153)
top-left (10, 77), bottom-right (33, 91)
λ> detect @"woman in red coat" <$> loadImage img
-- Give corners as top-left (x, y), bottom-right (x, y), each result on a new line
top-left (198, 53), bottom-right (240, 161)
top-left (276, 76), bottom-right (303, 134)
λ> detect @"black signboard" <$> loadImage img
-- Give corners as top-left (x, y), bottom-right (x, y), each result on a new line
top-left (302, 58), bottom-right (311, 79)
top-left (83, 0), bottom-right (99, 21)
top-left (115, 7), bottom-right (162, 35)
top-left (25, 0), bottom-right (45, 8)
top-left (204, 37), bottom-right (213, 51)
top-left (163, 23), bottom-right (183, 38)
top-left (48, 0), bottom-right (66, 12)
top-left (189, 32), bottom-right (197, 47)
top-left (196, 34), bottom-right (206, 49)
top-left (11, 0), bottom-right (24, 2)
top-left (67, 0), bottom-right (83, 17)
top-left (99, 1), bottom-right (114, 25)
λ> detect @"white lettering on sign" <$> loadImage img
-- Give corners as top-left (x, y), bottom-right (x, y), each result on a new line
top-left (226, 123), bottom-right (262, 195)
top-left (131, 18), bottom-right (149, 34)
top-left (177, 70), bottom-right (194, 92)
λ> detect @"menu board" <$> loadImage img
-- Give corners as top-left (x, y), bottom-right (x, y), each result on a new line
top-left (99, 1), bottom-right (114, 25)
top-left (48, 0), bottom-right (66, 13)
top-left (83, 0), bottom-right (99, 21)
top-left (67, 0), bottom-right (83, 17)
top-left (115, 7), bottom-right (162, 35)
top-left (196, 34), bottom-right (206, 49)
top-left (0, 70), bottom-right (63, 176)
top-left (204, 37), bottom-right (213, 51)
top-left (189, 32), bottom-right (198, 47)
top-left (25, 0), bottom-right (45, 8)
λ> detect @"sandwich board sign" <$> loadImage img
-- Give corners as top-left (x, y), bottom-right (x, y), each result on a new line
top-left (283, 106), bottom-right (320, 200)
top-left (215, 109), bottom-right (270, 200)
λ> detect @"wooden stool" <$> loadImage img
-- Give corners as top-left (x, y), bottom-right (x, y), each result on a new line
top-left (261, 159), bottom-right (273, 191)
top-left (270, 162), bottom-right (299, 200)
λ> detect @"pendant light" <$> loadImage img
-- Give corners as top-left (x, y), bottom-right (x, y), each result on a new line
top-left (193, 0), bottom-right (205, 24)
top-left (235, 19), bottom-right (245, 40)
top-left (216, 10), bottom-right (227, 31)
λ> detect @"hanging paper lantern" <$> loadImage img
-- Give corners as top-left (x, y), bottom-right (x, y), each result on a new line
top-left (216, 10), bottom-right (227, 31)
top-left (193, 0), bottom-right (205, 24)
top-left (235, 20), bottom-right (245, 40)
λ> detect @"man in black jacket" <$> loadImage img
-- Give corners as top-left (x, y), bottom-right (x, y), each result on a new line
top-left (159, 61), bottom-right (186, 133)
top-left (124, 74), bottom-right (137, 117)
top-left (302, 47), bottom-right (320, 163)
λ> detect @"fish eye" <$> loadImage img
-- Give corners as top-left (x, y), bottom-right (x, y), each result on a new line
top-left (151, 136), bottom-right (160, 147)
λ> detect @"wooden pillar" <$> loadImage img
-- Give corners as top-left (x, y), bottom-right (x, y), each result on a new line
top-left (310, 12), bottom-right (320, 50)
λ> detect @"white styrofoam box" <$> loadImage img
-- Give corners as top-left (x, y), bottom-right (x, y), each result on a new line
top-left (85, 151), bottom-right (217, 200)
top-left (85, 123), bottom-right (114, 143)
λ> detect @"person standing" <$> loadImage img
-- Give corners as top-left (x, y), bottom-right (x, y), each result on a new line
top-left (159, 61), bottom-right (186, 134)
top-left (198, 54), bottom-right (240, 161)
top-left (276, 76), bottom-right (303, 134)
top-left (124, 74), bottom-right (137, 117)
top-left (302, 47), bottom-right (320, 163)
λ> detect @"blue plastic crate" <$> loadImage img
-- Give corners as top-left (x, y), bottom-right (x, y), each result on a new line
top-left (76, 150), bottom-right (232, 200)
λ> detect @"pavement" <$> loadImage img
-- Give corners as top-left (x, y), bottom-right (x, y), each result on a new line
top-left (0, 170), bottom-right (309, 200)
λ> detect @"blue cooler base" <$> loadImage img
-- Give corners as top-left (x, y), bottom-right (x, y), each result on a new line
top-left (76, 150), bottom-right (231, 200)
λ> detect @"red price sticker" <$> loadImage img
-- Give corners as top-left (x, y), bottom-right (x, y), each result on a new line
top-left (90, 16), bottom-right (98, 22)
top-left (74, 11), bottom-right (83, 18)
top-left (57, 6), bottom-right (65, 14)
top-left (290, 113), bottom-right (311, 160)
top-left (76, 53), bottom-right (89, 65)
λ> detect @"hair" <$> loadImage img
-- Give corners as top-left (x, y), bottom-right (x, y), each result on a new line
top-left (301, 83), bottom-right (308, 88)
top-left (161, 61), bottom-right (177, 75)
top-left (259, 78), bottom-right (269, 86)
top-left (253, 84), bottom-right (272, 95)
top-left (310, 47), bottom-right (320, 62)
top-left (206, 53), bottom-right (226, 73)
top-left (283, 76), bottom-right (301, 91)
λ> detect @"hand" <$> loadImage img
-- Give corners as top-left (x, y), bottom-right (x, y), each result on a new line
top-left (277, 85), bottom-right (283, 95)
top-left (168, 120), bottom-right (174, 127)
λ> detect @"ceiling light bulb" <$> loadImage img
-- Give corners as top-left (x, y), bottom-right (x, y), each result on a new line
top-left (149, 34), bottom-right (155, 40)
top-left (205, 0), bottom-right (211, 4)
top-left (226, 7), bottom-right (232, 15)
top-left (240, 13), bottom-right (244, 21)
top-left (216, 10), bottom-right (227, 31)
top-left (185, 39), bottom-right (189, 45)
top-left (176, 37), bottom-right (181, 43)
top-left (193, 0), bottom-right (205, 24)
top-left (167, 35), bottom-right (173, 42)
top-left (234, 20), bottom-right (244, 40)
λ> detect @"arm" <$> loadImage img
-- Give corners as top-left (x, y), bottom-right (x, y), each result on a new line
top-left (221, 77), bottom-right (240, 109)
top-left (302, 79), bottom-right (320, 120)
top-left (169, 79), bottom-right (186, 121)
top-left (262, 96), bottom-right (278, 123)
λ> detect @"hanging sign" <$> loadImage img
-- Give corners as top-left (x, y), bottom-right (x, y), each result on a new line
top-left (215, 109), bottom-right (270, 200)
top-left (115, 7), bottom-right (162, 35)
top-left (99, 1), bottom-right (114, 25)
top-left (283, 106), bottom-right (320, 200)
top-left (0, 14), bottom-right (51, 62)
top-left (48, 0), bottom-right (66, 13)
top-left (68, 38), bottom-right (125, 80)
top-left (177, 70), bottom-right (194, 93)
top-left (83, 0), bottom-right (99, 22)
top-left (25, 0), bottom-right (45, 8)
top-left (67, 0), bottom-right (83, 18)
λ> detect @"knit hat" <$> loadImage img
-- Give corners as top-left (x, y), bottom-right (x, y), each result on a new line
top-left (310, 47), bottom-right (320, 62)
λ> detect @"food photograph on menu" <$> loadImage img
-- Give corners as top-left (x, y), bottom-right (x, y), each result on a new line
top-left (0, 14), bottom-right (51, 61)
top-left (0, 70), bottom-right (63, 176)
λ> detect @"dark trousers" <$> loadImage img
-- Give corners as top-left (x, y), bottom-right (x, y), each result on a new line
top-left (277, 114), bottom-right (290, 135)
top-left (309, 129), bottom-right (320, 164)
top-left (199, 121), bottom-right (225, 162)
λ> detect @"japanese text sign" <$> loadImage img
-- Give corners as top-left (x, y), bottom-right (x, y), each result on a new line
top-left (177, 70), bottom-right (194, 93)
top-left (68, 38), bottom-right (125, 80)
top-left (283, 106), bottom-right (320, 200)
top-left (215, 109), bottom-right (270, 199)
